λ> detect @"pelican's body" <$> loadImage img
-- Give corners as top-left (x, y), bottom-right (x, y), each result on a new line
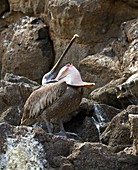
top-left (21, 80), bottom-right (82, 127)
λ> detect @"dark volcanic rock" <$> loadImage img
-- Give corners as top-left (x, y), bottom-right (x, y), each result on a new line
top-left (0, 123), bottom-right (51, 169)
top-left (128, 114), bottom-right (138, 155)
top-left (100, 105), bottom-right (138, 149)
top-left (0, 73), bottom-right (40, 126)
top-left (1, 75), bottom-right (39, 106)
top-left (0, 123), bottom-right (74, 169)
top-left (1, 16), bottom-right (54, 83)
top-left (0, 87), bottom-right (8, 113)
top-left (42, 0), bottom-right (138, 69)
top-left (0, 106), bottom-right (22, 126)
top-left (0, 123), bottom-right (138, 170)
top-left (122, 0), bottom-right (138, 8)
top-left (0, 0), bottom-right (10, 17)
top-left (80, 53), bottom-right (121, 91)
top-left (76, 116), bottom-right (100, 142)
top-left (121, 19), bottom-right (138, 74)
top-left (89, 78), bottom-right (127, 109)
top-left (68, 142), bottom-right (138, 170)
top-left (63, 99), bottom-right (121, 143)
top-left (116, 72), bottom-right (138, 107)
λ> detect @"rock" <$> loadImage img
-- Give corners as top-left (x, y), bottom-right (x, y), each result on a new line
top-left (111, 19), bottom-right (138, 107)
top-left (0, 73), bottom-right (40, 125)
top-left (122, 0), bottom-right (138, 8)
top-left (8, 0), bottom-right (45, 15)
top-left (0, 122), bottom-right (75, 169)
top-left (80, 18), bottom-right (138, 98)
top-left (76, 116), bottom-right (100, 142)
top-left (100, 105), bottom-right (138, 148)
top-left (80, 53), bottom-right (121, 91)
top-left (0, 0), bottom-right (9, 17)
top-left (45, 0), bottom-right (115, 67)
top-left (79, 18), bottom-right (138, 101)
top-left (0, 122), bottom-right (138, 170)
top-left (116, 72), bottom-right (138, 106)
top-left (0, 24), bottom-right (14, 72)
top-left (68, 142), bottom-right (138, 170)
top-left (122, 19), bottom-right (138, 43)
top-left (117, 150), bottom-right (138, 170)
top-left (78, 103), bottom-right (121, 142)
top-left (122, 39), bottom-right (138, 74)
top-left (0, 87), bottom-right (8, 113)
top-left (128, 114), bottom-right (138, 155)
top-left (89, 77), bottom-right (127, 108)
top-left (89, 71), bottom-right (138, 109)
top-left (42, 0), bottom-right (138, 68)
top-left (1, 79), bottom-right (37, 106)
top-left (0, 24), bottom-right (20, 81)
top-left (61, 98), bottom-right (100, 142)
top-left (78, 98), bottom-right (121, 122)
top-left (112, 18), bottom-right (138, 74)
top-left (1, 0), bottom-right (138, 70)
top-left (0, 123), bottom-right (51, 169)
top-left (63, 99), bottom-right (121, 142)
top-left (1, 16), bottom-right (54, 83)
top-left (68, 143), bottom-right (119, 170)
top-left (0, 1), bottom-right (138, 168)
top-left (3, 72), bottom-right (39, 86)
top-left (91, 103), bottom-right (121, 122)
top-left (53, 156), bottom-right (74, 170)
top-left (0, 106), bottom-right (22, 126)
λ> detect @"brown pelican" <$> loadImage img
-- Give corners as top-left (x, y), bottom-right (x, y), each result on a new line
top-left (21, 34), bottom-right (95, 135)
top-left (21, 64), bottom-right (95, 134)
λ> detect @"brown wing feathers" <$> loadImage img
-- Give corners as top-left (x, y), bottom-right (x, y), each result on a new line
top-left (21, 80), bottom-right (67, 125)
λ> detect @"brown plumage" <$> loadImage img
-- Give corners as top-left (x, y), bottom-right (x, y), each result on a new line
top-left (21, 80), bottom-right (82, 130)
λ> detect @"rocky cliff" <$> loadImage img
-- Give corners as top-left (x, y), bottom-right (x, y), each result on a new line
top-left (0, 0), bottom-right (138, 169)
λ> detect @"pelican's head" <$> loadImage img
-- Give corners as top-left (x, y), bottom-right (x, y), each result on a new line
top-left (55, 64), bottom-right (95, 87)
top-left (42, 70), bottom-right (57, 85)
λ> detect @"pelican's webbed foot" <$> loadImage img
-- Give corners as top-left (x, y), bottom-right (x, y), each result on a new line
top-left (55, 130), bottom-right (81, 140)
top-left (56, 119), bottom-right (81, 140)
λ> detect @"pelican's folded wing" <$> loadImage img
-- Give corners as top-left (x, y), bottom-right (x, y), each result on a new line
top-left (21, 80), bottom-right (67, 125)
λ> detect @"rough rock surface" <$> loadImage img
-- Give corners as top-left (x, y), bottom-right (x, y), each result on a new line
top-left (0, 73), bottom-right (40, 126)
top-left (8, 0), bottom-right (45, 15)
top-left (129, 114), bottom-right (138, 155)
top-left (89, 78), bottom-right (126, 108)
top-left (0, 0), bottom-right (9, 17)
top-left (80, 53), bottom-right (121, 91)
top-left (44, 0), bottom-right (138, 67)
top-left (122, 0), bottom-right (138, 8)
top-left (89, 19), bottom-right (138, 108)
top-left (0, 123), bottom-right (138, 170)
top-left (100, 105), bottom-right (138, 149)
top-left (120, 19), bottom-right (138, 73)
top-left (1, 16), bottom-right (54, 82)
top-left (1, 0), bottom-right (138, 68)
top-left (116, 72), bottom-right (138, 106)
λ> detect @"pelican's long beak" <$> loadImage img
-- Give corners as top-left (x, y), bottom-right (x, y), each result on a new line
top-left (73, 82), bottom-right (95, 87)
